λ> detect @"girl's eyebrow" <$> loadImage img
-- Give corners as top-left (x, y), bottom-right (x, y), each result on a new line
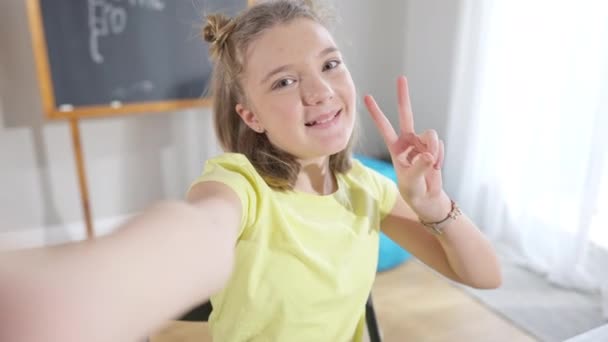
top-left (260, 46), bottom-right (339, 85)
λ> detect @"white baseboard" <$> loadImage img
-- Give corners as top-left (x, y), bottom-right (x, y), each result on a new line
top-left (0, 214), bottom-right (135, 250)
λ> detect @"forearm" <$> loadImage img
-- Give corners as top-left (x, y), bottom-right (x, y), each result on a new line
top-left (435, 213), bottom-right (501, 289)
top-left (0, 200), bottom-right (236, 342)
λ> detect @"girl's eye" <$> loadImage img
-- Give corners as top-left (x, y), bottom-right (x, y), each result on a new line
top-left (272, 78), bottom-right (295, 90)
top-left (323, 60), bottom-right (341, 71)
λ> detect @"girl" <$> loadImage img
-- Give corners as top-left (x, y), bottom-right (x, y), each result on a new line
top-left (0, 0), bottom-right (501, 341)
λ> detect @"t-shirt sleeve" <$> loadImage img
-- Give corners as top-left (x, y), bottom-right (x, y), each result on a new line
top-left (354, 160), bottom-right (400, 220)
top-left (372, 171), bottom-right (399, 220)
top-left (188, 153), bottom-right (261, 238)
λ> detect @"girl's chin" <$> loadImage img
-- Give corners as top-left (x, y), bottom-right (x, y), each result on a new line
top-left (323, 132), bottom-right (354, 154)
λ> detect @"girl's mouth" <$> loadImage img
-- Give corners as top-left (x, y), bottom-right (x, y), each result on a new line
top-left (305, 109), bottom-right (342, 127)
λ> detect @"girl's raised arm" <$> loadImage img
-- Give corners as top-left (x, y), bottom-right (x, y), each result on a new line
top-left (0, 181), bottom-right (241, 342)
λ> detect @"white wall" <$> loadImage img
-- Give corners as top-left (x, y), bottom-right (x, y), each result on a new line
top-left (0, 0), bottom-right (463, 246)
top-left (403, 0), bottom-right (463, 139)
top-left (403, 0), bottom-right (465, 197)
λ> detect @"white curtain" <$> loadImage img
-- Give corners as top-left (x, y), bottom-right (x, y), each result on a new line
top-left (445, 0), bottom-right (608, 317)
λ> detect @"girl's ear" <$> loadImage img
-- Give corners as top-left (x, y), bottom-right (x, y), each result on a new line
top-left (235, 103), bottom-right (265, 133)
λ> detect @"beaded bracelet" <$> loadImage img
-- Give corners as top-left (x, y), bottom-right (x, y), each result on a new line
top-left (419, 199), bottom-right (462, 235)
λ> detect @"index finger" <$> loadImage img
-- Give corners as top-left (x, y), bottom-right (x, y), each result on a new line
top-left (398, 76), bottom-right (415, 134)
top-left (364, 95), bottom-right (398, 145)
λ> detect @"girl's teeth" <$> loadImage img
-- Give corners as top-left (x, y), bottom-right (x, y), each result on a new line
top-left (306, 110), bottom-right (339, 126)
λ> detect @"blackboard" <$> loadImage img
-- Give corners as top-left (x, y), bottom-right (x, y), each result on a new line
top-left (28, 0), bottom-right (249, 118)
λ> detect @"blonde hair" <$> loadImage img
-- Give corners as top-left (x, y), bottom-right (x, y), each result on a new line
top-left (202, 0), bottom-right (355, 191)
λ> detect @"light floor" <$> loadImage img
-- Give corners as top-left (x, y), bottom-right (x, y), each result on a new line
top-left (151, 260), bottom-right (536, 342)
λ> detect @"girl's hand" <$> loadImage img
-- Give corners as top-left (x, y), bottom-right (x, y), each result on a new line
top-left (364, 76), bottom-right (451, 222)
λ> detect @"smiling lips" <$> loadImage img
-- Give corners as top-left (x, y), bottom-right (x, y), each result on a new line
top-left (305, 109), bottom-right (342, 127)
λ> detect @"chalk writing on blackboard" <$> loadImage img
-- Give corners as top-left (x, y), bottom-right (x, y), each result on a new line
top-left (88, 0), bottom-right (166, 64)
top-left (112, 80), bottom-right (155, 99)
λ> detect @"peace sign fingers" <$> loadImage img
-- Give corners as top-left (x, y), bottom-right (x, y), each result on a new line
top-left (364, 76), bottom-right (419, 156)
top-left (362, 75), bottom-right (448, 216)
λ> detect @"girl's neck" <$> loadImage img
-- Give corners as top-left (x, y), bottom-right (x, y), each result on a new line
top-left (294, 156), bottom-right (337, 195)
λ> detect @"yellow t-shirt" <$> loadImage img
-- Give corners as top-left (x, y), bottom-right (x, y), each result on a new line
top-left (190, 153), bottom-right (398, 342)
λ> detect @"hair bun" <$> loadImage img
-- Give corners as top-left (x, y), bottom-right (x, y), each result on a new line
top-left (203, 14), bottom-right (233, 44)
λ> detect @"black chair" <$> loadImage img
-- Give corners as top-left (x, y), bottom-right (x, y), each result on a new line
top-left (175, 295), bottom-right (382, 342)
top-left (365, 295), bottom-right (382, 342)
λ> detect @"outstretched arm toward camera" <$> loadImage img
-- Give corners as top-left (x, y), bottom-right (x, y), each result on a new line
top-left (0, 181), bottom-right (240, 342)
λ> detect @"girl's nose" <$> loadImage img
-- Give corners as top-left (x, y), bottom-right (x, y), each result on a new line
top-left (301, 77), bottom-right (334, 105)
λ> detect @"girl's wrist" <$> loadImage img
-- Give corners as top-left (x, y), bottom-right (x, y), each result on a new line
top-left (411, 191), bottom-right (452, 223)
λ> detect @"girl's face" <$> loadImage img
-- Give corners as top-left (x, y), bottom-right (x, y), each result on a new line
top-left (236, 18), bottom-right (356, 162)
